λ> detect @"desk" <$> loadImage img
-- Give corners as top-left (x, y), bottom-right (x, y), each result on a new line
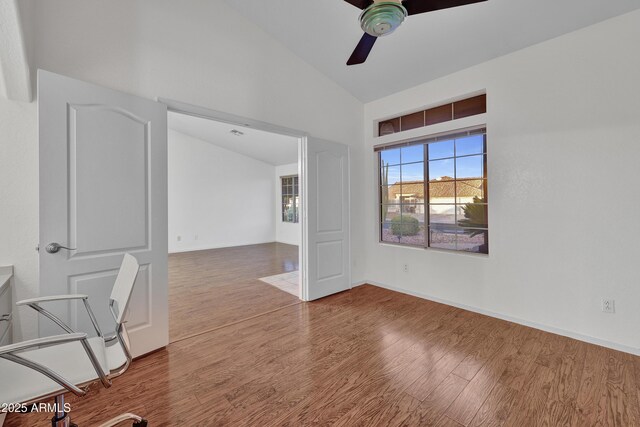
top-left (0, 266), bottom-right (13, 347)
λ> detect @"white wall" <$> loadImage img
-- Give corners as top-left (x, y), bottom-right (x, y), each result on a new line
top-left (363, 10), bottom-right (640, 354)
top-left (0, 0), bottom-right (364, 340)
top-left (275, 163), bottom-right (301, 246)
top-left (168, 130), bottom-right (275, 253)
top-left (0, 97), bottom-right (38, 340)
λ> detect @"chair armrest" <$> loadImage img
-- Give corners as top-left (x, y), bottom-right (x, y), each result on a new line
top-left (0, 332), bottom-right (87, 355)
top-left (0, 331), bottom-right (111, 390)
top-left (0, 333), bottom-right (90, 397)
top-left (17, 295), bottom-right (103, 338)
top-left (16, 294), bottom-right (88, 306)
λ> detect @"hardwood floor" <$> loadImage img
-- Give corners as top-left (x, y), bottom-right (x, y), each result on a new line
top-left (169, 242), bottom-right (300, 342)
top-left (7, 284), bottom-right (640, 426)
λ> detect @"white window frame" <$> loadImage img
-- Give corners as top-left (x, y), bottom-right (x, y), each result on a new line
top-left (281, 174), bottom-right (299, 224)
top-left (374, 120), bottom-right (489, 255)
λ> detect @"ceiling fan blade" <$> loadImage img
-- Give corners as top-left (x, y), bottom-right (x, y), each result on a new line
top-left (343, 0), bottom-right (372, 10)
top-left (347, 33), bottom-right (377, 65)
top-left (404, 0), bottom-right (487, 16)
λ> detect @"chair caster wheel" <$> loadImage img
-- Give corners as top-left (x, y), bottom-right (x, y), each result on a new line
top-left (132, 419), bottom-right (148, 427)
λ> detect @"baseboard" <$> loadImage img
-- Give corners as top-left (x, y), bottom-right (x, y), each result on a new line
top-left (363, 279), bottom-right (640, 356)
top-left (274, 239), bottom-right (300, 246)
top-left (169, 240), bottom-right (278, 254)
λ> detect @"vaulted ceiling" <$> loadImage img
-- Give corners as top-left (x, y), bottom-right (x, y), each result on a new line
top-left (224, 0), bottom-right (640, 102)
top-left (168, 112), bottom-right (299, 166)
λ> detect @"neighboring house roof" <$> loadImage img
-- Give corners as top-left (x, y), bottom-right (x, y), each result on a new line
top-left (388, 179), bottom-right (484, 199)
top-left (388, 181), bottom-right (424, 199)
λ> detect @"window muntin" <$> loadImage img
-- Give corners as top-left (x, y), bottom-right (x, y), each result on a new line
top-left (281, 176), bottom-right (299, 223)
top-left (378, 130), bottom-right (488, 254)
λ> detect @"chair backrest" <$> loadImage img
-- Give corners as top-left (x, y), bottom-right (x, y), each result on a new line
top-left (109, 253), bottom-right (140, 325)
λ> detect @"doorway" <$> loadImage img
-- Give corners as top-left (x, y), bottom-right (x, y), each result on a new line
top-left (165, 106), bottom-right (303, 342)
top-left (37, 71), bottom-right (351, 358)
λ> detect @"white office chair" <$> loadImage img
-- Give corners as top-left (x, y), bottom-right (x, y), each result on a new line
top-left (0, 254), bottom-right (148, 427)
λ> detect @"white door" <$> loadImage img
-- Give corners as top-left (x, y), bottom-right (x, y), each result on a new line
top-left (38, 70), bottom-right (168, 357)
top-left (301, 137), bottom-right (351, 301)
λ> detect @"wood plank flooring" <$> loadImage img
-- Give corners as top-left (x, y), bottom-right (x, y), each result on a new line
top-left (7, 284), bottom-right (640, 426)
top-left (169, 242), bottom-right (299, 342)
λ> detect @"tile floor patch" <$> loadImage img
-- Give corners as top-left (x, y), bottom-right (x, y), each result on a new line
top-left (259, 271), bottom-right (299, 298)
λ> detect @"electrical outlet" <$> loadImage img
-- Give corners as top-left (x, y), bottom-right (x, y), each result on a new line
top-left (403, 264), bottom-right (408, 273)
top-left (177, 235), bottom-right (181, 242)
top-left (602, 299), bottom-right (615, 314)
top-left (194, 234), bottom-right (198, 240)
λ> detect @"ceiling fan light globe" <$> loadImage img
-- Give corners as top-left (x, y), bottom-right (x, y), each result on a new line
top-left (359, 2), bottom-right (408, 37)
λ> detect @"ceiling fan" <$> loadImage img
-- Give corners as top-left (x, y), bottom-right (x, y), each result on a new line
top-left (344, 0), bottom-right (487, 65)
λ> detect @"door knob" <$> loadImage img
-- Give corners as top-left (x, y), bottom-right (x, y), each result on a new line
top-left (45, 243), bottom-right (77, 254)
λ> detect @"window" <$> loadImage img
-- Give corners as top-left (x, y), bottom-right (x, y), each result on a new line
top-left (378, 94), bottom-right (486, 136)
top-left (378, 128), bottom-right (488, 254)
top-left (281, 175), bottom-right (299, 223)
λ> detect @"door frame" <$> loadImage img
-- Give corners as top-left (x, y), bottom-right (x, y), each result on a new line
top-left (157, 98), bottom-right (311, 301)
